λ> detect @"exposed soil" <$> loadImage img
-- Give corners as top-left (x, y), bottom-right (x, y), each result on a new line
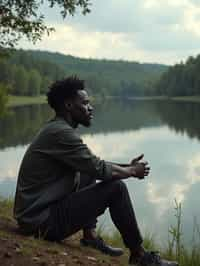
top-left (0, 216), bottom-right (127, 266)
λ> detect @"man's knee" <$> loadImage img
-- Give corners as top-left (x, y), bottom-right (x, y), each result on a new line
top-left (109, 179), bottom-right (128, 194)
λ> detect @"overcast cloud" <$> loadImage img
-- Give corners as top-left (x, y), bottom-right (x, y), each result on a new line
top-left (19, 0), bottom-right (200, 65)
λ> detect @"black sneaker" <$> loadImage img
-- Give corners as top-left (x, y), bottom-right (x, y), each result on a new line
top-left (80, 236), bottom-right (123, 256)
top-left (129, 251), bottom-right (178, 266)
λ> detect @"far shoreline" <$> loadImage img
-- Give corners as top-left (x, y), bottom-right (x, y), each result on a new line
top-left (7, 95), bottom-right (200, 108)
top-left (8, 95), bottom-right (47, 107)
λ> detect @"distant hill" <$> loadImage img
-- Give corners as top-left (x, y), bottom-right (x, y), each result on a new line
top-left (0, 49), bottom-right (168, 97)
top-left (24, 50), bottom-right (168, 96)
top-left (26, 50), bottom-right (167, 77)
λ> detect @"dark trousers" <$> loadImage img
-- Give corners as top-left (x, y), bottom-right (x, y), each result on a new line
top-left (42, 175), bottom-right (143, 250)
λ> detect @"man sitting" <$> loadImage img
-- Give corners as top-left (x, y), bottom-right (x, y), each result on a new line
top-left (14, 76), bottom-right (178, 266)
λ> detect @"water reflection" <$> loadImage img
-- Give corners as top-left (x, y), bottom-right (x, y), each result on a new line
top-left (1, 100), bottom-right (200, 149)
top-left (0, 100), bottom-right (200, 245)
top-left (157, 101), bottom-right (200, 141)
top-left (0, 105), bottom-right (52, 149)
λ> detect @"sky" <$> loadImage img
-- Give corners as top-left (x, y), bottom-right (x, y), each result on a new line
top-left (19, 0), bottom-right (200, 65)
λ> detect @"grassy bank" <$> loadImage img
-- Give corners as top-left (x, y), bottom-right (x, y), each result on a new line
top-left (171, 96), bottom-right (200, 103)
top-left (1, 198), bottom-right (199, 266)
top-left (7, 95), bottom-right (96, 107)
top-left (109, 95), bottom-right (200, 103)
top-left (7, 95), bottom-right (200, 108)
top-left (0, 198), bottom-right (125, 266)
top-left (8, 95), bottom-right (47, 107)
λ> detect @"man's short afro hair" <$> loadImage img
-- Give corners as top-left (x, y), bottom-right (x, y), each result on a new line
top-left (47, 76), bottom-right (84, 112)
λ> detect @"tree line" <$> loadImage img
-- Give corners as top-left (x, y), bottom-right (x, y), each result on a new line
top-left (1, 48), bottom-right (200, 108)
top-left (0, 49), bottom-right (166, 100)
top-left (0, 52), bottom-right (65, 96)
top-left (156, 55), bottom-right (200, 96)
top-left (28, 50), bottom-right (166, 97)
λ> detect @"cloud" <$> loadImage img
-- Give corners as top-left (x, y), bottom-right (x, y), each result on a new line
top-left (20, 0), bottom-right (200, 64)
top-left (0, 146), bottom-right (26, 182)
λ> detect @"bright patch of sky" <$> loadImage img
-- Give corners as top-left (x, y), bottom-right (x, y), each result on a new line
top-left (19, 0), bottom-right (200, 65)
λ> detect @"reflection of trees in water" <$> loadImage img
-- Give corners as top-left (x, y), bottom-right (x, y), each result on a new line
top-left (79, 99), bottom-right (162, 135)
top-left (0, 100), bottom-right (162, 148)
top-left (0, 104), bottom-right (52, 149)
top-left (156, 101), bottom-right (200, 141)
top-left (2, 99), bottom-right (200, 148)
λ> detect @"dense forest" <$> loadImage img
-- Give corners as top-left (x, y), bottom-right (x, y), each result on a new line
top-left (156, 55), bottom-right (200, 96)
top-left (2, 49), bottom-right (200, 101)
top-left (0, 49), bottom-right (167, 98)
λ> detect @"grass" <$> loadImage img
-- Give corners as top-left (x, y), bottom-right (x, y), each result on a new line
top-left (99, 200), bottom-right (200, 266)
top-left (8, 95), bottom-right (47, 107)
top-left (1, 198), bottom-right (200, 266)
top-left (0, 197), bottom-right (13, 219)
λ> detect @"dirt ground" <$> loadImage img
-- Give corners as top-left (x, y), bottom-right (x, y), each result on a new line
top-left (0, 217), bottom-right (127, 266)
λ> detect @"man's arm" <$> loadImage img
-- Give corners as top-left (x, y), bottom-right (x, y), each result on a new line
top-left (49, 127), bottom-right (149, 181)
top-left (108, 154), bottom-right (150, 180)
top-left (110, 161), bottom-right (150, 180)
top-left (107, 154), bottom-right (145, 168)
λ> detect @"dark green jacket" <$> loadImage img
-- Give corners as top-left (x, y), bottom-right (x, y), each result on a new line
top-left (14, 116), bottom-right (112, 231)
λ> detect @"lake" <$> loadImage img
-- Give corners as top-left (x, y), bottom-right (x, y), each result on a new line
top-left (0, 99), bottom-right (200, 246)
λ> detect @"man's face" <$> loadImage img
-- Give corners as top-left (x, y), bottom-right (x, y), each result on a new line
top-left (69, 90), bottom-right (93, 127)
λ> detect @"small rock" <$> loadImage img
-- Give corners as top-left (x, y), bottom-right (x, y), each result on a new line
top-left (15, 247), bottom-right (22, 254)
top-left (60, 252), bottom-right (68, 256)
top-left (57, 264), bottom-right (66, 266)
top-left (32, 256), bottom-right (41, 262)
top-left (87, 256), bottom-right (97, 261)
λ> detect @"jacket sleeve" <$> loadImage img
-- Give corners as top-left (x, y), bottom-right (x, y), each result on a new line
top-left (41, 128), bottom-right (112, 181)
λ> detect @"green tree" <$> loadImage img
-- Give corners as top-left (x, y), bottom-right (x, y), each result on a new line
top-left (40, 76), bottom-right (52, 94)
top-left (155, 53), bottom-right (200, 97)
top-left (13, 65), bottom-right (29, 95)
top-left (0, 0), bottom-right (91, 49)
top-left (0, 59), bottom-right (11, 83)
top-left (0, 83), bottom-right (9, 117)
top-left (28, 69), bottom-right (42, 96)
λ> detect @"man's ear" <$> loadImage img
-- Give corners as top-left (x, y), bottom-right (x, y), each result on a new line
top-left (64, 101), bottom-right (73, 111)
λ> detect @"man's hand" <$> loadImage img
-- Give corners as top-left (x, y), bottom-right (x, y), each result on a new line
top-left (111, 153), bottom-right (150, 180)
top-left (132, 162), bottom-right (150, 179)
top-left (130, 154), bottom-right (150, 179)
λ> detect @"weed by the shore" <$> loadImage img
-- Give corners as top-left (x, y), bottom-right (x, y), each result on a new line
top-left (99, 200), bottom-right (200, 266)
top-left (0, 197), bottom-right (13, 218)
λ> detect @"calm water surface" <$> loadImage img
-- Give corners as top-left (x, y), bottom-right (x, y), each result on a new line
top-left (0, 100), bottom-right (200, 246)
